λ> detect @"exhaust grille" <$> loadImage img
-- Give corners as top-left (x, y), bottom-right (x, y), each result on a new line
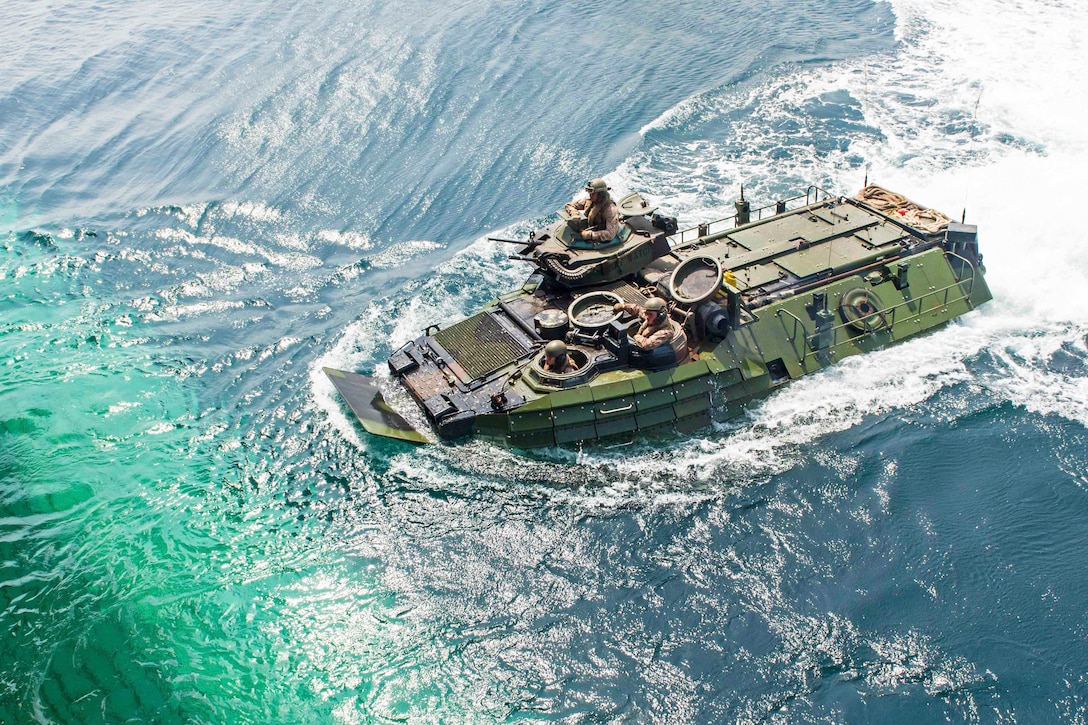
top-left (602, 280), bottom-right (650, 306)
top-left (431, 312), bottom-right (531, 380)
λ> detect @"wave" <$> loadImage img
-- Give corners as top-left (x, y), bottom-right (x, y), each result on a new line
top-left (307, 0), bottom-right (1088, 506)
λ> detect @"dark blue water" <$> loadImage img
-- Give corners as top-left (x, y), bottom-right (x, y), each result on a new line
top-left (3, 0), bottom-right (1088, 722)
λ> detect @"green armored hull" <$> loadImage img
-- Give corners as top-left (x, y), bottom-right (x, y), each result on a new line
top-left (326, 185), bottom-right (991, 447)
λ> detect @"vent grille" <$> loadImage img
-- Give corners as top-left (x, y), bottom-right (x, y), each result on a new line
top-left (601, 280), bottom-right (650, 306)
top-left (432, 312), bottom-right (530, 380)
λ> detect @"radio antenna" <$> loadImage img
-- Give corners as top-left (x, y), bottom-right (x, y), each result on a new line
top-left (961, 84), bottom-right (984, 225)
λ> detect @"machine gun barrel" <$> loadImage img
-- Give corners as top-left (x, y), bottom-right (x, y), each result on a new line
top-left (490, 235), bottom-right (542, 250)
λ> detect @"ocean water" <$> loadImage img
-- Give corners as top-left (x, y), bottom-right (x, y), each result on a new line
top-left (2, 0), bottom-right (1087, 722)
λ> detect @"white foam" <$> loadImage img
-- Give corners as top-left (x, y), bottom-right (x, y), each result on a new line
top-left (309, 305), bottom-right (397, 451)
top-left (315, 229), bottom-right (374, 251)
top-left (366, 239), bottom-right (443, 270)
top-left (886, 0), bottom-right (1088, 152)
top-left (855, 0), bottom-right (1088, 429)
top-left (312, 0), bottom-right (1088, 489)
top-left (614, 0), bottom-right (1088, 452)
top-left (144, 298), bottom-right (247, 322)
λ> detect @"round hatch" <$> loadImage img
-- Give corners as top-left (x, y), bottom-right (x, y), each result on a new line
top-left (839, 288), bottom-right (887, 333)
top-left (668, 254), bottom-right (722, 304)
top-left (567, 291), bottom-right (622, 329)
top-left (616, 191), bottom-right (658, 219)
top-left (533, 309), bottom-right (570, 340)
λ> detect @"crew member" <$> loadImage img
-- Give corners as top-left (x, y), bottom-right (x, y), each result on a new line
top-left (542, 339), bottom-right (577, 373)
top-left (564, 178), bottom-right (619, 243)
top-left (613, 297), bottom-right (673, 349)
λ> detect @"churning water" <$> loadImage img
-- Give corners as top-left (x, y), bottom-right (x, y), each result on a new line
top-left (2, 0), bottom-right (1087, 722)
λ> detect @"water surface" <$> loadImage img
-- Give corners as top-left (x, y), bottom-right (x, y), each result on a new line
top-left (2, 0), bottom-right (1088, 722)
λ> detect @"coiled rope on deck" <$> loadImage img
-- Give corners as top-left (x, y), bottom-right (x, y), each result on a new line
top-left (853, 184), bottom-right (953, 234)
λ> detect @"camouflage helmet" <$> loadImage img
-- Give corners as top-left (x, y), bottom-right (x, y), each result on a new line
top-left (584, 178), bottom-right (610, 194)
top-left (644, 297), bottom-right (667, 313)
top-left (544, 339), bottom-right (568, 358)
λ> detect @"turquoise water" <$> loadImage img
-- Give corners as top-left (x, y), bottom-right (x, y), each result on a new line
top-left (3, 0), bottom-right (1088, 722)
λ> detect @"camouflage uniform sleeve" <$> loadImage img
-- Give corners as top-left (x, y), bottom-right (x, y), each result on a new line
top-left (582, 201), bottom-right (620, 242)
top-left (618, 302), bottom-right (642, 318)
top-left (564, 198), bottom-right (589, 217)
top-left (640, 325), bottom-right (674, 349)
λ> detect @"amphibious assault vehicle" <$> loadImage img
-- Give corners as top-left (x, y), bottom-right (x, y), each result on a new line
top-left (324, 184), bottom-right (991, 447)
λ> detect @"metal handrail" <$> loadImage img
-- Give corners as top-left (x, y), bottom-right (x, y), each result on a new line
top-left (821, 275), bottom-right (974, 356)
top-left (767, 258), bottom-right (979, 360)
top-left (775, 308), bottom-right (809, 341)
top-left (943, 251), bottom-right (977, 298)
top-left (667, 186), bottom-right (837, 248)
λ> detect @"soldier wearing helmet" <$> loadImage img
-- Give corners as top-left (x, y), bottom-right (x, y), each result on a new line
top-left (564, 178), bottom-right (620, 243)
top-left (612, 296), bottom-right (674, 349)
top-left (542, 339), bottom-right (577, 373)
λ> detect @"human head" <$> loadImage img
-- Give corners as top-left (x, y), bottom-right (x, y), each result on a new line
top-left (544, 339), bottom-right (568, 362)
top-left (644, 296), bottom-right (667, 321)
top-left (584, 178), bottom-right (610, 200)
